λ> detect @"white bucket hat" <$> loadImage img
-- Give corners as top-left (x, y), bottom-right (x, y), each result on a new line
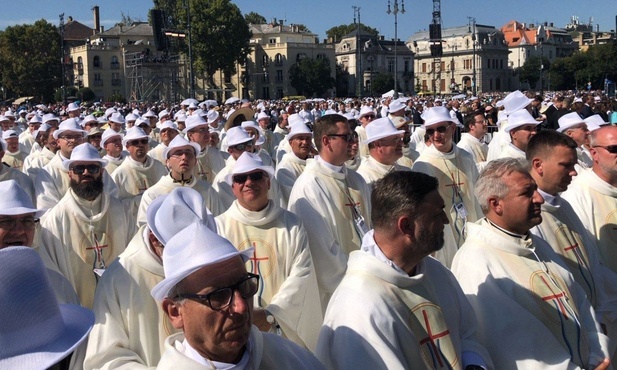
top-left (122, 126), bottom-right (149, 146)
top-left (53, 118), bottom-right (87, 139)
top-left (287, 121), bottom-right (312, 141)
top-left (2, 130), bottom-right (18, 140)
top-left (0, 246), bottom-right (94, 370)
top-left (151, 221), bottom-right (253, 301)
top-left (226, 126), bottom-right (253, 147)
top-left (359, 105), bottom-right (375, 118)
top-left (162, 135), bottom-right (201, 159)
top-left (183, 114), bottom-right (208, 134)
top-left (387, 100), bottom-right (406, 114)
top-left (159, 120), bottom-right (178, 132)
top-left (240, 120), bottom-right (260, 132)
top-left (101, 128), bottom-right (122, 147)
top-left (503, 109), bottom-right (539, 133)
top-left (584, 114), bottom-right (607, 132)
top-left (109, 112), bottom-right (126, 124)
top-left (28, 115), bottom-right (42, 125)
top-left (42, 113), bottom-right (59, 124)
top-left (62, 143), bottom-right (108, 171)
top-left (256, 111), bottom-right (269, 121)
top-left (496, 90), bottom-right (533, 115)
top-left (206, 110), bottom-right (220, 125)
top-left (81, 114), bottom-right (98, 127)
top-left (143, 110), bottom-right (157, 119)
top-left (67, 102), bottom-right (80, 112)
top-left (364, 117), bottom-right (405, 145)
top-left (0, 180), bottom-right (45, 217)
top-left (557, 112), bottom-right (586, 133)
top-left (421, 106), bottom-right (458, 128)
top-left (158, 109), bottom-right (170, 120)
top-left (226, 151), bottom-right (274, 185)
top-left (125, 113), bottom-right (139, 122)
top-left (146, 187), bottom-right (216, 245)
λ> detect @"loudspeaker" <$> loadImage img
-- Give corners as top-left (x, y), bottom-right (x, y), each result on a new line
top-left (150, 9), bottom-right (168, 52)
top-left (429, 24), bottom-right (442, 41)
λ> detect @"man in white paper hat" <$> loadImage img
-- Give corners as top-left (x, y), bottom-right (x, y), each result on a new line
top-left (67, 102), bottom-right (81, 118)
top-left (81, 114), bottom-right (99, 132)
top-left (355, 105), bottom-right (376, 159)
top-left (0, 133), bottom-right (35, 201)
top-left (84, 188), bottom-right (215, 369)
top-left (317, 171), bottom-right (492, 370)
top-left (137, 135), bottom-right (225, 226)
top-left (2, 129), bottom-right (27, 170)
top-left (22, 124), bottom-right (56, 176)
top-left (212, 127), bottom-right (285, 210)
top-left (288, 113), bottom-right (372, 311)
top-left (148, 120), bottom-right (179, 167)
top-left (100, 128), bottom-right (125, 174)
top-left (107, 112), bottom-right (126, 135)
top-left (241, 120), bottom-right (274, 167)
top-left (18, 114), bottom-right (41, 153)
top-left (86, 127), bottom-right (105, 157)
top-left (497, 109), bottom-right (539, 160)
top-left (256, 110), bottom-right (276, 158)
top-left (457, 110), bottom-right (489, 171)
top-left (0, 246), bottom-right (94, 370)
top-left (35, 118), bottom-right (120, 211)
top-left (357, 117), bottom-right (409, 185)
top-left (110, 126), bottom-right (167, 221)
top-left (274, 121), bottom-right (313, 204)
top-left (487, 90), bottom-right (534, 161)
top-left (215, 152), bottom-right (322, 351)
top-left (412, 106), bottom-right (482, 260)
top-left (558, 112), bottom-right (592, 170)
top-left (152, 221), bottom-right (325, 369)
top-left (39, 143), bottom-right (133, 308)
top-left (184, 114), bottom-right (218, 184)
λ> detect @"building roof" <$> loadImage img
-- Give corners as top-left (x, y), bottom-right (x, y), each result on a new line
top-left (63, 19), bottom-right (94, 41)
top-left (249, 23), bottom-right (316, 37)
top-left (501, 20), bottom-right (535, 46)
top-left (407, 24), bottom-right (500, 43)
top-left (97, 22), bottom-right (153, 38)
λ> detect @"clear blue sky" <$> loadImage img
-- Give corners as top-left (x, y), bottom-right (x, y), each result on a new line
top-left (1, 0), bottom-right (615, 42)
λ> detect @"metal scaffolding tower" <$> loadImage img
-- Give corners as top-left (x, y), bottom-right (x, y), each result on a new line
top-left (124, 51), bottom-right (182, 103)
top-left (429, 0), bottom-right (443, 95)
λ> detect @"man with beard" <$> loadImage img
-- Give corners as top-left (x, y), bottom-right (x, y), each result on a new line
top-left (357, 117), bottom-right (408, 185)
top-left (316, 171), bottom-right (492, 370)
top-left (38, 143), bottom-right (133, 308)
top-left (452, 158), bottom-right (610, 370)
top-left (137, 135), bottom-right (225, 226)
top-left (152, 221), bottom-right (324, 369)
top-left (288, 114), bottom-right (371, 311)
top-left (35, 118), bottom-right (119, 211)
top-left (275, 122), bottom-right (313, 204)
top-left (110, 126), bottom-right (167, 221)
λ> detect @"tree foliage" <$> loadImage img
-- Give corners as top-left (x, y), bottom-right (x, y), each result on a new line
top-left (77, 87), bottom-right (96, 102)
top-left (371, 73), bottom-right (394, 95)
top-left (244, 12), bottom-right (266, 25)
top-left (520, 56), bottom-right (549, 90)
top-left (548, 44), bottom-right (617, 91)
top-left (54, 86), bottom-right (78, 103)
top-left (326, 23), bottom-right (379, 42)
top-left (153, 0), bottom-right (252, 89)
top-left (0, 20), bottom-right (62, 102)
top-left (289, 57), bottom-right (335, 97)
top-left (116, 12), bottom-right (141, 27)
top-left (335, 63), bottom-right (350, 97)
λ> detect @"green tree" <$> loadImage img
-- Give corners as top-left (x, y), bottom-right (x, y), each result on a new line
top-left (245, 12), bottom-right (266, 25)
top-left (326, 23), bottom-right (379, 42)
top-left (116, 12), bottom-right (141, 27)
top-left (371, 73), bottom-right (394, 95)
top-left (54, 86), bottom-right (78, 103)
top-left (289, 57), bottom-right (335, 97)
top-left (0, 20), bottom-right (61, 102)
top-left (77, 87), bottom-right (96, 102)
top-left (335, 63), bottom-right (350, 97)
top-left (153, 0), bottom-right (252, 90)
top-left (520, 56), bottom-right (550, 90)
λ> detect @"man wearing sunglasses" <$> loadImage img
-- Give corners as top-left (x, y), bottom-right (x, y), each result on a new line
top-left (216, 152), bottom-right (321, 351)
top-left (39, 143), bottom-right (133, 309)
top-left (153, 221), bottom-right (324, 369)
top-left (412, 106), bottom-right (483, 264)
top-left (137, 135), bottom-right (225, 227)
top-left (288, 113), bottom-right (372, 311)
top-left (213, 127), bottom-right (285, 210)
top-left (110, 126), bottom-right (167, 221)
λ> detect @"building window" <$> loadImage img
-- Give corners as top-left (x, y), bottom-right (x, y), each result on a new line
top-left (422, 63), bottom-right (426, 73)
top-left (269, 38), bottom-right (276, 44)
top-left (496, 77), bottom-right (501, 90)
top-left (224, 71), bottom-right (231, 84)
top-left (404, 60), bottom-right (410, 73)
top-left (262, 55), bottom-right (269, 68)
top-left (276, 70), bottom-right (283, 83)
top-left (262, 87), bottom-right (270, 99)
top-left (93, 56), bottom-right (101, 68)
top-left (111, 56), bottom-right (120, 69)
top-left (388, 59), bottom-right (394, 73)
top-left (422, 80), bottom-right (427, 91)
top-left (111, 72), bottom-right (121, 86)
top-left (296, 53), bottom-right (307, 63)
top-left (275, 53), bottom-right (283, 66)
top-left (277, 88), bottom-right (283, 99)
top-left (76, 57), bottom-right (84, 75)
top-left (94, 73), bottom-right (103, 86)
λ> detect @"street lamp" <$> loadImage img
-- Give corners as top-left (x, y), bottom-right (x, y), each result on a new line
top-left (185, 0), bottom-right (195, 99)
top-left (468, 17), bottom-right (477, 96)
top-left (387, 0), bottom-right (405, 98)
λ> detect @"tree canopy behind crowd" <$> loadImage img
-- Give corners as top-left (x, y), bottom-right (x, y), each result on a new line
top-left (153, 0), bottom-right (252, 90)
top-left (0, 20), bottom-right (62, 102)
top-left (326, 23), bottom-right (379, 42)
top-left (289, 57), bottom-right (335, 97)
top-left (548, 43), bottom-right (617, 90)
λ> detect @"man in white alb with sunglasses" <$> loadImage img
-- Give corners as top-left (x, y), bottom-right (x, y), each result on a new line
top-left (412, 106), bottom-right (482, 266)
top-left (288, 113), bottom-right (371, 311)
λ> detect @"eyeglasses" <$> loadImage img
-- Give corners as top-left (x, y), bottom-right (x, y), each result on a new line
top-left (170, 150), bottom-right (196, 158)
top-left (232, 142), bottom-right (253, 151)
top-left (59, 134), bottom-right (84, 142)
top-left (191, 127), bottom-right (209, 134)
top-left (593, 145), bottom-right (617, 154)
top-left (328, 133), bottom-right (355, 142)
top-left (378, 136), bottom-right (403, 145)
top-left (233, 171), bottom-right (266, 184)
top-left (474, 119), bottom-right (488, 125)
top-left (128, 138), bottom-right (149, 146)
top-left (174, 273), bottom-right (259, 311)
top-left (426, 124), bottom-right (451, 136)
top-left (70, 164), bottom-right (101, 175)
top-left (88, 135), bottom-right (102, 140)
top-left (361, 114), bottom-right (376, 120)
top-left (0, 217), bottom-right (39, 231)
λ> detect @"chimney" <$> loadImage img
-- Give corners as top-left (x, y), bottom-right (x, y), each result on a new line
top-left (93, 6), bottom-right (101, 34)
top-left (550, 22), bottom-right (554, 27)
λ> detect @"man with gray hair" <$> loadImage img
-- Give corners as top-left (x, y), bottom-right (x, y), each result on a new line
top-left (452, 158), bottom-right (610, 370)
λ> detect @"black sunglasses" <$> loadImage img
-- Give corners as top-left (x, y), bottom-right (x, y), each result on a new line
top-left (174, 273), bottom-right (259, 311)
top-left (128, 138), bottom-right (149, 146)
top-left (328, 133), bottom-right (355, 142)
top-left (594, 145), bottom-right (617, 154)
top-left (426, 124), bottom-right (451, 136)
top-left (70, 164), bottom-right (101, 175)
top-left (233, 171), bottom-right (266, 184)
top-left (233, 142), bottom-right (254, 151)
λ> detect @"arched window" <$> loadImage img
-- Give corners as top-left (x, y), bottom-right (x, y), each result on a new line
top-left (262, 55), bottom-right (269, 67)
top-left (274, 53), bottom-right (283, 66)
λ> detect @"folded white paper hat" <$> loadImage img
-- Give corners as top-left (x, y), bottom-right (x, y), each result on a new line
top-left (62, 143), bottom-right (108, 170)
top-left (53, 118), bottom-right (87, 139)
top-left (557, 112), bottom-right (586, 133)
top-left (122, 126), bottom-right (149, 146)
top-left (0, 180), bottom-right (45, 217)
top-left (184, 114), bottom-right (208, 134)
top-left (226, 126), bottom-right (254, 147)
top-left (287, 120), bottom-right (313, 141)
top-left (226, 151), bottom-right (274, 185)
top-left (151, 221), bottom-right (253, 301)
top-left (496, 90), bottom-right (533, 115)
top-left (583, 114), bottom-right (607, 132)
top-left (503, 109), bottom-right (539, 133)
top-left (101, 128), bottom-right (122, 147)
top-left (421, 106), bottom-right (458, 128)
top-left (364, 117), bottom-right (405, 145)
top-left (162, 134), bottom-right (201, 159)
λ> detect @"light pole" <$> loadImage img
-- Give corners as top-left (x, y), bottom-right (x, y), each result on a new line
top-left (353, 6), bottom-right (363, 98)
top-left (468, 17), bottom-right (477, 96)
top-left (387, 0), bottom-right (405, 98)
top-left (185, 0), bottom-right (195, 99)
